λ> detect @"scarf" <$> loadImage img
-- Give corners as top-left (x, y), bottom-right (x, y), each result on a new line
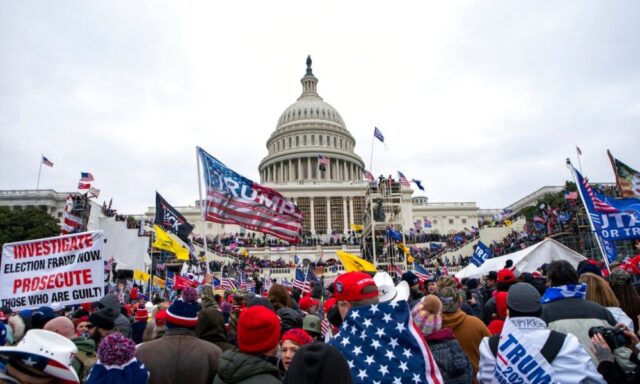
top-left (540, 284), bottom-right (587, 304)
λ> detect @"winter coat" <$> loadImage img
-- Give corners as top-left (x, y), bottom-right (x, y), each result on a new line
top-left (71, 337), bottom-right (97, 383)
top-left (542, 297), bottom-right (616, 363)
top-left (98, 293), bottom-right (132, 338)
top-left (607, 307), bottom-right (634, 331)
top-left (442, 309), bottom-right (491, 377)
top-left (425, 328), bottom-right (474, 384)
top-left (195, 307), bottom-right (235, 352)
top-left (136, 328), bottom-right (222, 384)
top-left (478, 317), bottom-right (605, 384)
top-left (131, 321), bottom-right (147, 345)
top-left (213, 349), bottom-right (281, 384)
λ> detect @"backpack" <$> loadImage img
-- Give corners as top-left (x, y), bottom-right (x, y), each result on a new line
top-left (488, 330), bottom-right (566, 364)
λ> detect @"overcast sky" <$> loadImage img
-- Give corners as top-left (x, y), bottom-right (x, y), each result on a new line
top-left (1, 1), bottom-right (638, 214)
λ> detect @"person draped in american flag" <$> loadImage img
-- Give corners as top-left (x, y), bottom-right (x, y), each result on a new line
top-left (328, 272), bottom-right (443, 383)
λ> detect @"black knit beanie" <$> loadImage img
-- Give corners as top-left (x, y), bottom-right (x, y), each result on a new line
top-left (89, 307), bottom-right (117, 330)
top-left (286, 342), bottom-right (353, 384)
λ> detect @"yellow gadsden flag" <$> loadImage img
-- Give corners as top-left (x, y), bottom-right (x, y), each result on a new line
top-left (152, 276), bottom-right (165, 288)
top-left (336, 250), bottom-right (377, 273)
top-left (153, 225), bottom-right (190, 260)
top-left (134, 270), bottom-right (150, 282)
top-left (350, 224), bottom-right (364, 232)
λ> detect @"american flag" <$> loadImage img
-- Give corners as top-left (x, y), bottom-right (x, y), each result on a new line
top-left (88, 187), bottom-right (100, 198)
top-left (321, 318), bottom-right (330, 337)
top-left (329, 301), bottom-right (443, 384)
top-left (413, 263), bottom-right (431, 282)
top-left (374, 127), bottom-right (384, 143)
top-left (397, 171), bottom-right (411, 187)
top-left (80, 172), bottom-right (94, 182)
top-left (363, 170), bottom-right (375, 182)
top-left (582, 176), bottom-right (618, 213)
top-left (78, 182), bottom-right (91, 190)
top-left (198, 147), bottom-right (303, 244)
top-left (221, 276), bottom-right (237, 291)
top-left (42, 155), bottom-right (54, 167)
top-left (387, 264), bottom-right (404, 279)
top-left (239, 273), bottom-right (255, 291)
top-left (293, 268), bottom-right (315, 293)
top-left (318, 155), bottom-right (330, 166)
top-left (61, 212), bottom-right (83, 234)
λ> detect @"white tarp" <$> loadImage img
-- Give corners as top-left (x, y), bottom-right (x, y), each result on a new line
top-left (96, 216), bottom-right (150, 271)
top-left (455, 238), bottom-right (586, 279)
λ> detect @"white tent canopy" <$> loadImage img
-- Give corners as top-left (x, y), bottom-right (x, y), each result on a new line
top-left (455, 238), bottom-right (586, 279)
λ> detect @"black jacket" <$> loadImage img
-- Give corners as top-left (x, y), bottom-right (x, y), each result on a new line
top-left (213, 350), bottom-right (281, 384)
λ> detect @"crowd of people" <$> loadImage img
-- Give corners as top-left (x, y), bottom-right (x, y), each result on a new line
top-left (2, 254), bottom-right (640, 383)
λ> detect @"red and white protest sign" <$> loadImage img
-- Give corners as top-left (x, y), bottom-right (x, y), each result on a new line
top-left (1, 231), bottom-right (105, 310)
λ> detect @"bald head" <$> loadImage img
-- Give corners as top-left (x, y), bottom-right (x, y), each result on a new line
top-left (44, 316), bottom-right (75, 339)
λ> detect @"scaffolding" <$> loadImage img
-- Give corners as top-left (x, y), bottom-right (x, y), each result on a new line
top-left (362, 181), bottom-right (407, 269)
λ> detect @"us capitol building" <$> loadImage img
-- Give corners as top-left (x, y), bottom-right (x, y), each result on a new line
top-left (1, 58), bottom-right (485, 249)
top-left (189, 57), bottom-right (481, 240)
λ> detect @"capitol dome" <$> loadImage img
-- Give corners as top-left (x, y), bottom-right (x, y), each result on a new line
top-left (259, 56), bottom-right (365, 184)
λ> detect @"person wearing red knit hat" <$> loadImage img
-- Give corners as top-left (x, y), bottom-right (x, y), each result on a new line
top-left (279, 328), bottom-right (313, 376)
top-left (214, 305), bottom-right (282, 384)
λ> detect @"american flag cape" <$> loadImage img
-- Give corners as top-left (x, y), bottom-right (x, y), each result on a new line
top-left (198, 147), bottom-right (303, 243)
top-left (329, 301), bottom-right (443, 384)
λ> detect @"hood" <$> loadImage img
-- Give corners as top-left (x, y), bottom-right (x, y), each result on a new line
top-left (277, 308), bottom-right (303, 334)
top-left (98, 293), bottom-right (122, 312)
top-left (442, 310), bottom-right (467, 330)
top-left (72, 337), bottom-right (96, 353)
top-left (495, 291), bottom-right (508, 320)
top-left (195, 307), bottom-right (229, 344)
top-left (8, 314), bottom-right (26, 343)
top-left (424, 327), bottom-right (456, 342)
top-left (216, 350), bottom-right (279, 384)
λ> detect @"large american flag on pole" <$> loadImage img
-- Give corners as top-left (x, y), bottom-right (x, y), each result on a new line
top-left (220, 277), bottom-right (237, 291)
top-left (198, 147), bottom-right (304, 243)
top-left (329, 301), bottom-right (443, 384)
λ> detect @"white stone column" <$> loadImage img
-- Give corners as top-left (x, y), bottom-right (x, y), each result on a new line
top-left (342, 196), bottom-right (348, 234)
top-left (343, 161), bottom-right (348, 181)
top-left (288, 160), bottom-right (293, 182)
top-left (326, 198), bottom-right (332, 234)
top-left (310, 198), bottom-right (316, 234)
top-left (307, 157), bottom-right (312, 180)
top-left (349, 196), bottom-right (355, 226)
top-left (297, 159), bottom-right (302, 181)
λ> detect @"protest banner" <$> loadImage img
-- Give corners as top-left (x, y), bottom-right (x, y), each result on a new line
top-left (1, 231), bottom-right (105, 310)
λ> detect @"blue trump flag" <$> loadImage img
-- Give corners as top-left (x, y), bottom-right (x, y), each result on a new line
top-left (573, 165), bottom-right (640, 241)
top-left (471, 241), bottom-right (493, 267)
top-left (601, 238), bottom-right (618, 264)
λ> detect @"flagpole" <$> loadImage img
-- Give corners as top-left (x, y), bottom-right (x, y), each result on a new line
top-left (36, 155), bottom-right (43, 190)
top-left (195, 147), bottom-right (210, 274)
top-left (369, 129), bottom-right (375, 176)
top-left (576, 146), bottom-right (583, 174)
top-left (567, 159), bottom-right (610, 272)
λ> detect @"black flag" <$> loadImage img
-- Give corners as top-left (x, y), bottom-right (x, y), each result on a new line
top-left (155, 192), bottom-right (193, 243)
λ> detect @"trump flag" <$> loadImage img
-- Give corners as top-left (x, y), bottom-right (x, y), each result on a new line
top-left (197, 147), bottom-right (303, 243)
